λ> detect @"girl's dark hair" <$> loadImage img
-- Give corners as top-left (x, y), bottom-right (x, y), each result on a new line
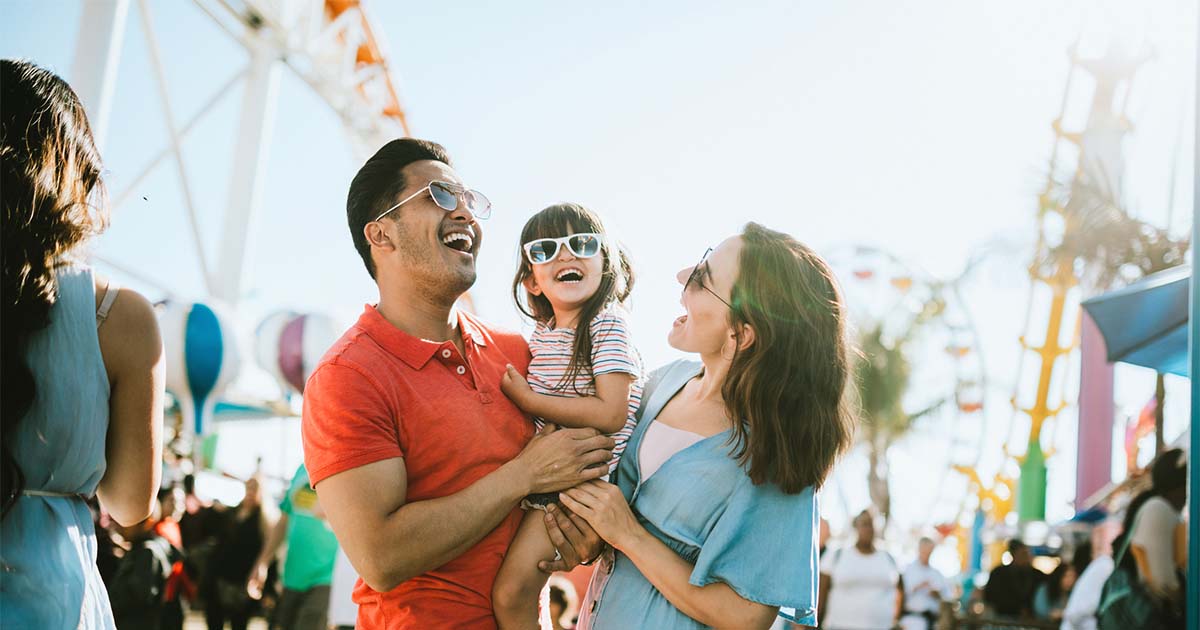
top-left (1, 59), bottom-right (108, 517)
top-left (723, 222), bottom-right (855, 494)
top-left (512, 203), bottom-right (634, 391)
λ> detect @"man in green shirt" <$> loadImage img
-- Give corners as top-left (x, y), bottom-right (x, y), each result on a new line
top-left (248, 465), bottom-right (340, 630)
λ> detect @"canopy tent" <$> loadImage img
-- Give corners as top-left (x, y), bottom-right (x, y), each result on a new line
top-left (1081, 265), bottom-right (1190, 377)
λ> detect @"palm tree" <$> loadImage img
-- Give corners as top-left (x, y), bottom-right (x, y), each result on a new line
top-left (1047, 172), bottom-right (1189, 454)
top-left (853, 296), bottom-right (950, 526)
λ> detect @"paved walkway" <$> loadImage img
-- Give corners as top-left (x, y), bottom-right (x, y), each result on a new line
top-left (183, 611), bottom-right (268, 630)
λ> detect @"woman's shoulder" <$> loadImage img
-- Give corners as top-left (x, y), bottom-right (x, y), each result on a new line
top-left (1136, 496), bottom-right (1181, 527)
top-left (93, 276), bottom-right (162, 372)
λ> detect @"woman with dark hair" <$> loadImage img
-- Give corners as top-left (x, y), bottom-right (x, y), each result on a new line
top-left (1102, 448), bottom-right (1187, 627)
top-left (0, 59), bottom-right (165, 628)
top-left (553, 223), bottom-right (855, 629)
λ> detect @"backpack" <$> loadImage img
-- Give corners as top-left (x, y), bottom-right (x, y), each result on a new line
top-left (109, 535), bottom-right (179, 619)
top-left (1096, 507), bottom-right (1181, 629)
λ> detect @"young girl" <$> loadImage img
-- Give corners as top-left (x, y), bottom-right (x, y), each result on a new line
top-left (493, 202), bottom-right (643, 629)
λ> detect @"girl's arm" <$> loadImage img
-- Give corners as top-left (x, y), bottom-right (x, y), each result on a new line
top-left (501, 366), bottom-right (632, 434)
top-left (560, 481), bottom-right (778, 629)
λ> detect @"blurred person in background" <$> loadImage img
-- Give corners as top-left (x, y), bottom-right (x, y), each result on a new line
top-left (983, 539), bottom-right (1046, 619)
top-left (201, 474), bottom-right (274, 630)
top-left (108, 508), bottom-right (182, 630)
top-left (900, 536), bottom-right (950, 630)
top-left (1061, 521), bottom-right (1117, 630)
top-left (1033, 561), bottom-right (1077, 621)
top-left (0, 58), bottom-right (165, 629)
top-left (247, 464), bottom-right (339, 630)
top-left (818, 510), bottom-right (902, 630)
top-left (1098, 448), bottom-right (1188, 628)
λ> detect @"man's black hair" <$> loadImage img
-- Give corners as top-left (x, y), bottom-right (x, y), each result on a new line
top-left (346, 138), bottom-right (452, 278)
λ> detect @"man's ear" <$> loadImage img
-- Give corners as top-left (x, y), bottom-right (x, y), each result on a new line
top-left (523, 275), bottom-right (543, 297)
top-left (364, 221), bottom-right (395, 252)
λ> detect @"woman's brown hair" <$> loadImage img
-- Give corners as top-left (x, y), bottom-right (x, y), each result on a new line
top-left (722, 222), bottom-right (855, 494)
top-left (1, 59), bottom-right (109, 516)
top-left (512, 203), bottom-right (634, 392)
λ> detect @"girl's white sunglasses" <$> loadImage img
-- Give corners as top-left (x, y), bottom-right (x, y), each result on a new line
top-left (522, 233), bottom-right (603, 265)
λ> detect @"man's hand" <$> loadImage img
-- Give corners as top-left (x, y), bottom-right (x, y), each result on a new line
top-left (512, 424), bottom-right (614, 495)
top-left (500, 365), bottom-right (534, 407)
top-left (538, 503), bottom-right (605, 573)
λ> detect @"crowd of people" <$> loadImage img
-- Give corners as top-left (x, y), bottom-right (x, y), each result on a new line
top-left (0, 57), bottom-right (1190, 630)
top-left (83, 462), bottom-right (342, 629)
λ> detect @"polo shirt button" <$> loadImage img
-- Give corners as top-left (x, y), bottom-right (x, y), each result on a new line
top-left (456, 365), bottom-right (466, 375)
top-left (441, 349), bottom-right (452, 359)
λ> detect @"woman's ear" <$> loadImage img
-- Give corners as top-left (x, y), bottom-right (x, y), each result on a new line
top-left (523, 275), bottom-right (543, 297)
top-left (734, 322), bottom-right (756, 352)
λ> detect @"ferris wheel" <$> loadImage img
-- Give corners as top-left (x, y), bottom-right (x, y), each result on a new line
top-left (69, 0), bottom-right (412, 454)
top-left (829, 244), bottom-right (990, 528)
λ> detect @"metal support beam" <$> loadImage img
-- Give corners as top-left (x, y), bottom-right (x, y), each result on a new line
top-left (137, 0), bottom-right (215, 295)
top-left (213, 28), bottom-right (281, 305)
top-left (70, 0), bottom-right (130, 150)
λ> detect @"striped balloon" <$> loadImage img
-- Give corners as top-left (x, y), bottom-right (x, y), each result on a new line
top-left (159, 300), bottom-right (242, 436)
top-left (255, 312), bottom-right (338, 395)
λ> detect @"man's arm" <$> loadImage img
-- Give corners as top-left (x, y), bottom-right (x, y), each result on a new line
top-left (316, 426), bottom-right (613, 592)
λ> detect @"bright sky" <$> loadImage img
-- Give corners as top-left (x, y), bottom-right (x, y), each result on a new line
top-left (3, 0), bottom-right (1195, 564)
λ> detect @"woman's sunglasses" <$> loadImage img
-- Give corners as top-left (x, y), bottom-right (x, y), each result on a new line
top-left (373, 180), bottom-right (492, 222)
top-left (685, 248), bottom-right (735, 310)
top-left (522, 233), bottom-right (603, 265)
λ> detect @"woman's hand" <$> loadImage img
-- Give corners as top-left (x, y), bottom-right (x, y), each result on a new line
top-left (558, 480), bottom-right (642, 550)
top-left (500, 365), bottom-right (534, 406)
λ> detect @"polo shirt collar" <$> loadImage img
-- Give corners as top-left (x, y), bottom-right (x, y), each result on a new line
top-left (359, 305), bottom-right (487, 370)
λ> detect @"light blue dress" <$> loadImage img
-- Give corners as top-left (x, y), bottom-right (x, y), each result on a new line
top-left (578, 360), bottom-right (820, 629)
top-left (0, 266), bottom-right (116, 629)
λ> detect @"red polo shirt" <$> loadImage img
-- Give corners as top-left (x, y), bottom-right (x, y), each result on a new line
top-left (302, 305), bottom-right (533, 629)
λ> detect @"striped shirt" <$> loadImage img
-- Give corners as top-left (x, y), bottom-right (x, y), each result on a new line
top-left (527, 307), bottom-right (644, 471)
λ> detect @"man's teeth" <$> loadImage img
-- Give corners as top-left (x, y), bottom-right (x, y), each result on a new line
top-left (441, 233), bottom-right (473, 251)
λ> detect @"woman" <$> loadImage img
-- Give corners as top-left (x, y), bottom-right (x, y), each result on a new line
top-left (1106, 448), bottom-right (1187, 627)
top-left (556, 223), bottom-right (855, 628)
top-left (819, 510), bottom-right (902, 630)
top-left (1, 59), bottom-right (165, 628)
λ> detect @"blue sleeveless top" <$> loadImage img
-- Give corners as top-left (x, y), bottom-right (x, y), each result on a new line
top-left (0, 266), bottom-right (116, 629)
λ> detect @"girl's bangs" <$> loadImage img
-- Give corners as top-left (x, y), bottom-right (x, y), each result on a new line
top-left (521, 204), bottom-right (605, 242)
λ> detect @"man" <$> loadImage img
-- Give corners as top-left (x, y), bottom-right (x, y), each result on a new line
top-left (818, 510), bottom-right (903, 630)
top-left (899, 537), bottom-right (949, 630)
top-left (247, 464), bottom-right (339, 630)
top-left (983, 538), bottom-right (1046, 619)
top-left (302, 138), bottom-right (613, 629)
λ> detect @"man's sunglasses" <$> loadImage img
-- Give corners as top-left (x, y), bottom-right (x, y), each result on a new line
top-left (522, 233), bottom-right (603, 265)
top-left (685, 248), bottom-right (735, 310)
top-left (373, 180), bottom-right (492, 222)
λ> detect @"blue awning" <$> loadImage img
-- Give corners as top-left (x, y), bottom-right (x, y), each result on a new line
top-left (1081, 265), bottom-right (1190, 377)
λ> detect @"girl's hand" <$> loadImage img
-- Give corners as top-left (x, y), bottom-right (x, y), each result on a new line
top-left (500, 365), bottom-right (534, 405)
top-left (558, 480), bottom-right (641, 550)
